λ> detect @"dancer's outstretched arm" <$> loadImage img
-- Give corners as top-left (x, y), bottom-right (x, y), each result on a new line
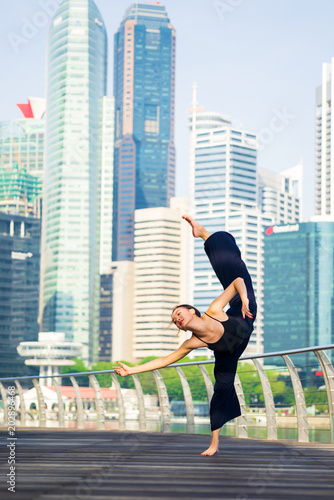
top-left (207, 277), bottom-right (253, 320)
top-left (113, 336), bottom-right (202, 377)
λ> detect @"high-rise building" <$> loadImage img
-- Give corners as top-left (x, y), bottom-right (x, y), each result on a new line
top-left (99, 261), bottom-right (135, 363)
top-left (0, 98), bottom-right (45, 185)
top-left (133, 198), bottom-right (188, 359)
top-left (99, 96), bottom-right (115, 275)
top-left (188, 86), bottom-right (305, 354)
top-left (263, 218), bottom-right (334, 367)
top-left (315, 58), bottom-right (334, 216)
top-left (0, 213), bottom-right (41, 379)
top-left (113, 2), bottom-right (176, 261)
top-left (0, 163), bottom-right (42, 217)
top-left (41, 0), bottom-right (107, 363)
top-left (258, 161), bottom-right (303, 224)
top-left (188, 94), bottom-right (270, 353)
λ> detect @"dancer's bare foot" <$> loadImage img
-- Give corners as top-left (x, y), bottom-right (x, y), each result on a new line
top-left (182, 215), bottom-right (211, 241)
top-left (201, 444), bottom-right (219, 456)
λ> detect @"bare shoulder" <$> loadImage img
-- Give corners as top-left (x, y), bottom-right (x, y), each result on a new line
top-left (205, 306), bottom-right (228, 322)
top-left (182, 335), bottom-right (207, 350)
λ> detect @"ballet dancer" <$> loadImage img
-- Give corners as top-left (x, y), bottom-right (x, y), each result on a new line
top-left (113, 215), bottom-right (256, 456)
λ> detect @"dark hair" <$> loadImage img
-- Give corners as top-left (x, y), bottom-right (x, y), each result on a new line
top-left (172, 304), bottom-right (201, 318)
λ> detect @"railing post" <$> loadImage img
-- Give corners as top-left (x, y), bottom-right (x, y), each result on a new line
top-left (131, 374), bottom-right (146, 432)
top-left (234, 373), bottom-right (248, 438)
top-left (88, 374), bottom-right (105, 430)
top-left (14, 380), bottom-right (26, 427)
top-left (153, 369), bottom-right (171, 433)
top-left (175, 367), bottom-right (195, 434)
top-left (198, 364), bottom-right (214, 403)
top-left (314, 350), bottom-right (334, 444)
top-left (252, 359), bottom-right (277, 440)
top-left (32, 379), bottom-right (47, 427)
top-left (282, 355), bottom-right (309, 442)
top-left (0, 382), bottom-right (8, 426)
top-left (110, 373), bottom-right (126, 430)
top-left (69, 376), bottom-right (84, 429)
top-left (52, 377), bottom-right (65, 428)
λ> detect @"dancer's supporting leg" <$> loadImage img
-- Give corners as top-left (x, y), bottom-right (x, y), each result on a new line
top-left (182, 215), bottom-right (211, 241)
top-left (183, 214), bottom-right (223, 456)
top-left (201, 427), bottom-right (221, 456)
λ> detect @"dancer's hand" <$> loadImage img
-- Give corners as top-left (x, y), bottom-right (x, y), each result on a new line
top-left (113, 361), bottom-right (132, 377)
top-left (241, 298), bottom-right (253, 320)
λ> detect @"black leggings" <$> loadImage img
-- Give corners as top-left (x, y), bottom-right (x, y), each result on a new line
top-left (204, 232), bottom-right (255, 431)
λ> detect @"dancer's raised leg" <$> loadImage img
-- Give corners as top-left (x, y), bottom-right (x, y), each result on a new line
top-left (182, 215), bottom-right (211, 241)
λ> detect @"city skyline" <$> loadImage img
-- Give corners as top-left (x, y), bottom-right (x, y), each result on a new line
top-left (1, 0), bottom-right (334, 221)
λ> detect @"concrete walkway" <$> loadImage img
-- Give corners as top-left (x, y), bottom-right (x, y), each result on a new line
top-left (0, 429), bottom-right (334, 499)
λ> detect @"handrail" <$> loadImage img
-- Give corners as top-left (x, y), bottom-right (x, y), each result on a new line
top-left (0, 344), bottom-right (333, 444)
top-left (1, 344), bottom-right (333, 382)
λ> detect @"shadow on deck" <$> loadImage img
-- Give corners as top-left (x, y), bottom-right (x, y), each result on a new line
top-left (0, 429), bottom-right (334, 500)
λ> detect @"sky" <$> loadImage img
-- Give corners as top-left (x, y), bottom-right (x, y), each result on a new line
top-left (1, 0), bottom-right (333, 220)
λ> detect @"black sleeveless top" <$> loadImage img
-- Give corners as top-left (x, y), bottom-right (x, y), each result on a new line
top-left (193, 313), bottom-right (250, 354)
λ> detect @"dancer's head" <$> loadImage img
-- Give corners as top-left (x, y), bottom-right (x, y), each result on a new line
top-left (171, 304), bottom-right (201, 331)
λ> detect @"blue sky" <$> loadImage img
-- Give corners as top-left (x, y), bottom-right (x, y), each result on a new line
top-left (1, 0), bottom-right (333, 220)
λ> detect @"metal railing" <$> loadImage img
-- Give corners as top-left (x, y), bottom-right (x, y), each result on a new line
top-left (0, 344), bottom-right (333, 444)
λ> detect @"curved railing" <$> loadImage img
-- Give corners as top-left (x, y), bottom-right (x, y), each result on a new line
top-left (0, 344), bottom-right (333, 444)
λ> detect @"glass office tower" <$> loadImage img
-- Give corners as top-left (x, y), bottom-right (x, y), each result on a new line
top-left (113, 3), bottom-right (176, 260)
top-left (190, 114), bottom-right (271, 354)
top-left (0, 213), bottom-right (40, 379)
top-left (41, 0), bottom-right (107, 363)
top-left (264, 219), bottom-right (334, 366)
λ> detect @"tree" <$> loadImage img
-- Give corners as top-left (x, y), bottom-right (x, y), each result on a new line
top-left (91, 361), bottom-right (135, 389)
top-left (61, 358), bottom-right (89, 386)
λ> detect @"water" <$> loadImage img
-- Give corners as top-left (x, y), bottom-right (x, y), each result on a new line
top-left (4, 417), bottom-right (331, 443)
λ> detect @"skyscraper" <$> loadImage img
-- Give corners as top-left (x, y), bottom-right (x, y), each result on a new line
top-left (258, 161), bottom-right (303, 224)
top-left (264, 218), bottom-right (334, 367)
top-left (0, 163), bottom-right (42, 217)
top-left (41, 0), bottom-right (107, 363)
top-left (315, 58), bottom-right (334, 216)
top-left (0, 212), bottom-right (41, 379)
top-left (188, 89), bottom-right (272, 353)
top-left (113, 2), bottom-right (176, 261)
top-left (99, 96), bottom-right (115, 275)
top-left (133, 198), bottom-right (188, 359)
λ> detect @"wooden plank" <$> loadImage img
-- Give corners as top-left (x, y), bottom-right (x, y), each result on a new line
top-left (0, 430), bottom-right (333, 500)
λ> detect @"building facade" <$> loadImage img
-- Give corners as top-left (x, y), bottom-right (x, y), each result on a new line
top-left (113, 2), bottom-right (176, 261)
top-left (0, 98), bottom-right (45, 184)
top-left (133, 199), bottom-right (188, 359)
top-left (0, 213), bottom-right (41, 379)
top-left (189, 102), bottom-right (270, 353)
top-left (258, 161), bottom-right (303, 224)
top-left (0, 163), bottom-right (42, 217)
top-left (263, 218), bottom-right (334, 367)
top-left (99, 261), bottom-right (135, 363)
top-left (315, 58), bottom-right (334, 216)
top-left (41, 0), bottom-right (107, 363)
top-left (99, 96), bottom-right (115, 275)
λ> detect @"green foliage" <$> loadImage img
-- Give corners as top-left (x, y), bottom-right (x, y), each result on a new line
top-left (304, 386), bottom-right (328, 412)
top-left (110, 360), bottom-right (135, 389)
top-left (90, 361), bottom-right (114, 388)
top-left (237, 363), bottom-right (295, 407)
top-left (136, 356), bottom-right (214, 401)
top-left (61, 358), bottom-right (89, 386)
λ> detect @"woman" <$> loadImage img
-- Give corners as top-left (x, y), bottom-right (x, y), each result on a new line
top-left (113, 215), bottom-right (256, 456)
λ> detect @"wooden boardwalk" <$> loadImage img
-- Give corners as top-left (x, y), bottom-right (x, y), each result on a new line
top-left (1, 429), bottom-right (334, 499)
